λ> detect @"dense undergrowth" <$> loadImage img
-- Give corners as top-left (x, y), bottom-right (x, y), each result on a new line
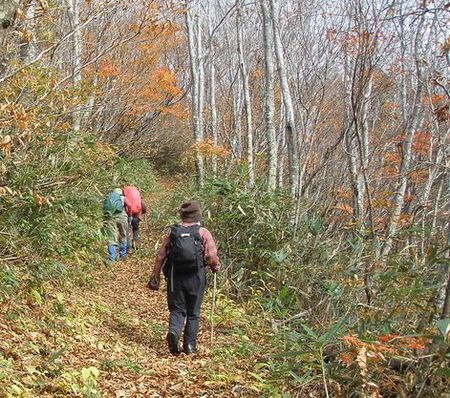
top-left (0, 67), bottom-right (157, 297)
top-left (1, 135), bottom-right (449, 396)
top-left (164, 172), bottom-right (450, 397)
top-left (0, 118), bottom-right (161, 396)
top-left (1, 152), bottom-right (156, 299)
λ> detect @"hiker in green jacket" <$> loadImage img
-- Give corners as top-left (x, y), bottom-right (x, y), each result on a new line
top-left (103, 188), bottom-right (128, 261)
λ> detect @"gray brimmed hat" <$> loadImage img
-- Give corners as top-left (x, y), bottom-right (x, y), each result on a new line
top-left (179, 200), bottom-right (202, 222)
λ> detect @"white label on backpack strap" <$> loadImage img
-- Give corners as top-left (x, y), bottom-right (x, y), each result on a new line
top-left (180, 233), bottom-right (190, 237)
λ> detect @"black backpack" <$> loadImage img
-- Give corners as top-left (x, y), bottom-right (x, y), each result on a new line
top-left (167, 224), bottom-right (204, 274)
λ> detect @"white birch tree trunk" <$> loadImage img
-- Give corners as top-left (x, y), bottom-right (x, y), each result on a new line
top-left (353, 61), bottom-right (378, 247)
top-left (344, 54), bottom-right (365, 222)
top-left (207, 1), bottom-right (218, 176)
top-left (0, 0), bottom-right (19, 39)
top-left (277, 101), bottom-right (286, 189)
top-left (196, 13), bottom-right (205, 144)
top-left (380, 16), bottom-right (425, 259)
top-left (19, 0), bottom-right (36, 63)
top-left (82, 71), bottom-right (98, 128)
top-left (441, 189), bottom-right (450, 319)
top-left (260, 0), bottom-right (277, 191)
top-left (231, 73), bottom-right (243, 159)
top-left (0, 0), bottom-right (20, 76)
top-left (269, 0), bottom-right (299, 198)
top-left (186, 2), bottom-right (204, 188)
top-left (67, 0), bottom-right (82, 132)
top-left (236, 0), bottom-right (254, 187)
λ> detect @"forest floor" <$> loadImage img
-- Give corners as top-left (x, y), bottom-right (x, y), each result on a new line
top-left (0, 179), bottom-right (274, 397)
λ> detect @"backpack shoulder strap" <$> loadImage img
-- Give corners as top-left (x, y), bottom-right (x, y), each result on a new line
top-left (169, 224), bottom-right (179, 241)
top-left (190, 223), bottom-right (201, 235)
top-left (183, 224), bottom-right (201, 242)
top-left (189, 224), bottom-right (204, 268)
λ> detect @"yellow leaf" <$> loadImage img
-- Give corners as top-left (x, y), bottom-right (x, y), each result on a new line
top-left (356, 345), bottom-right (368, 377)
top-left (1, 135), bottom-right (11, 146)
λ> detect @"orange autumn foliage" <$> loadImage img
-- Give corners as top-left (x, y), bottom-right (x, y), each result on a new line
top-left (195, 139), bottom-right (231, 157)
top-left (340, 332), bottom-right (429, 368)
top-left (335, 188), bottom-right (352, 200)
top-left (159, 103), bottom-right (187, 118)
top-left (422, 94), bottom-right (449, 122)
top-left (325, 28), bottom-right (337, 41)
top-left (92, 16), bottom-right (186, 132)
top-left (412, 131), bottom-right (431, 157)
top-left (409, 169), bottom-right (429, 185)
top-left (149, 67), bottom-right (182, 99)
top-left (382, 152), bottom-right (401, 176)
top-left (98, 58), bottom-right (121, 79)
top-left (250, 68), bottom-right (264, 80)
top-left (332, 204), bottom-right (354, 215)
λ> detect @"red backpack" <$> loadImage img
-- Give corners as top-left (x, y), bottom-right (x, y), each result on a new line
top-left (123, 186), bottom-right (142, 216)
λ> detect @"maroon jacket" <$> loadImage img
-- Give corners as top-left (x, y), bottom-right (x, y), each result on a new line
top-left (151, 222), bottom-right (220, 281)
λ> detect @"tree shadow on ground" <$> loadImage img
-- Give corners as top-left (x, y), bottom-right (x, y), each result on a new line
top-left (106, 316), bottom-right (169, 357)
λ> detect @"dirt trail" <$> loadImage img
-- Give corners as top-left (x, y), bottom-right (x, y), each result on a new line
top-left (68, 179), bottom-right (255, 397)
top-left (0, 178), bottom-right (260, 398)
top-left (87, 247), bottom-right (219, 397)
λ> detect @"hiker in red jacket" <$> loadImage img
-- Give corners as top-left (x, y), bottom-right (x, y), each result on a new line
top-left (149, 200), bottom-right (220, 355)
top-left (123, 185), bottom-right (147, 251)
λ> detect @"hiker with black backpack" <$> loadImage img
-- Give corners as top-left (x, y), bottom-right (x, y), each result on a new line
top-left (103, 188), bottom-right (128, 261)
top-left (149, 200), bottom-right (220, 355)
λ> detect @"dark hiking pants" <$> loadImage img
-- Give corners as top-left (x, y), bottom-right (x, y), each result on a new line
top-left (167, 269), bottom-right (206, 348)
top-left (127, 216), bottom-right (140, 249)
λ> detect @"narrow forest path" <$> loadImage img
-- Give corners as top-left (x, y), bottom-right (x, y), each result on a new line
top-left (0, 178), bottom-right (268, 397)
top-left (61, 178), bottom-right (261, 398)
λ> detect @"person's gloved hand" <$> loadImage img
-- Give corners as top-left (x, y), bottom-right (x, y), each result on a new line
top-left (148, 274), bottom-right (160, 291)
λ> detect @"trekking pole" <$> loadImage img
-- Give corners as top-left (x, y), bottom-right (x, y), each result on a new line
top-left (144, 213), bottom-right (148, 230)
top-left (210, 272), bottom-right (217, 346)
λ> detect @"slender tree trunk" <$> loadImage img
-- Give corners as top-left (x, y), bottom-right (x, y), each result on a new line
top-left (83, 71), bottom-right (98, 128)
top-left (19, 0), bottom-right (36, 63)
top-left (231, 72), bottom-right (243, 159)
top-left (269, 0), bottom-right (299, 198)
top-left (67, 0), bottom-right (82, 132)
top-left (207, 2), bottom-right (218, 177)
top-left (186, 2), bottom-right (204, 188)
top-left (277, 101), bottom-right (286, 189)
top-left (441, 221), bottom-right (450, 319)
top-left (430, 177), bottom-right (444, 234)
top-left (236, 0), bottom-right (254, 187)
top-left (0, 0), bottom-right (20, 76)
top-left (380, 16), bottom-right (425, 259)
top-left (196, 13), bottom-right (205, 146)
top-left (0, 0), bottom-right (18, 27)
top-left (260, 0), bottom-right (277, 191)
top-left (419, 131), bottom-right (444, 211)
top-left (358, 75), bottom-right (377, 241)
top-left (344, 54), bottom-right (364, 222)
top-left (209, 61), bottom-right (218, 175)
top-left (0, 0), bottom-right (19, 37)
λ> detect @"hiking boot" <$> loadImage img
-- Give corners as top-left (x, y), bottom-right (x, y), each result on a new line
top-left (183, 343), bottom-right (197, 355)
top-left (166, 331), bottom-right (180, 355)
